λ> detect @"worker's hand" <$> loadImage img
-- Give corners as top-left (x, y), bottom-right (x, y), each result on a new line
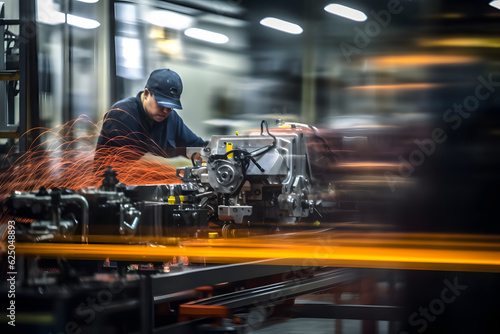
top-left (141, 153), bottom-right (192, 168)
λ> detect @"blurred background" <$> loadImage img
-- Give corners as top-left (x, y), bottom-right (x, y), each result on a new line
top-left (0, 0), bottom-right (496, 133)
top-left (0, 0), bottom-right (500, 233)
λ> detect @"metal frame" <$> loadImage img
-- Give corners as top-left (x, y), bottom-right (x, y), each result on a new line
top-left (149, 262), bottom-right (344, 334)
top-left (0, 4), bottom-right (7, 130)
top-left (18, 0), bottom-right (39, 152)
top-left (0, 8), bottom-right (21, 142)
top-left (180, 268), bottom-right (357, 311)
top-left (151, 260), bottom-right (316, 300)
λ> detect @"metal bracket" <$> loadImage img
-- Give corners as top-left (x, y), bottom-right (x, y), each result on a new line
top-left (218, 205), bottom-right (252, 224)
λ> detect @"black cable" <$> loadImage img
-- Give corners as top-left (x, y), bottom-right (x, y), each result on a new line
top-left (248, 155), bottom-right (265, 172)
top-left (247, 120), bottom-right (277, 158)
top-left (190, 152), bottom-right (198, 166)
top-left (260, 120), bottom-right (277, 144)
top-left (210, 121), bottom-right (278, 179)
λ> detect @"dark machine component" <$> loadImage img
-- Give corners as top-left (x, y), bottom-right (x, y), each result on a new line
top-left (7, 187), bottom-right (90, 242)
top-left (7, 179), bottom-right (213, 242)
top-left (6, 173), bottom-right (210, 243)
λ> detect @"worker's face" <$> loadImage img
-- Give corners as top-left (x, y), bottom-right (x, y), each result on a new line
top-left (143, 89), bottom-right (172, 122)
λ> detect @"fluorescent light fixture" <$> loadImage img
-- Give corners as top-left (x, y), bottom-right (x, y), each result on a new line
top-left (259, 17), bottom-right (303, 35)
top-left (145, 10), bottom-right (194, 30)
top-left (76, 0), bottom-right (99, 3)
top-left (67, 14), bottom-right (101, 29)
top-left (37, 0), bottom-right (65, 25)
top-left (184, 28), bottom-right (229, 44)
top-left (324, 4), bottom-right (367, 22)
top-left (37, 0), bottom-right (100, 28)
top-left (490, 0), bottom-right (500, 10)
top-left (37, 10), bottom-right (66, 25)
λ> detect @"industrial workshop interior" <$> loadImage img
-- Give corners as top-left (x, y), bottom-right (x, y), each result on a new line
top-left (1, 0), bottom-right (500, 333)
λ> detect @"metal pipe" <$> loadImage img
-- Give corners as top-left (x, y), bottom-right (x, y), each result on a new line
top-left (122, 216), bottom-right (139, 231)
top-left (0, 19), bottom-right (20, 25)
top-left (12, 193), bottom-right (89, 243)
top-left (62, 195), bottom-right (89, 244)
top-left (195, 191), bottom-right (215, 198)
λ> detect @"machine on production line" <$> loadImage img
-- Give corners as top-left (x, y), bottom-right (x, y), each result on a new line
top-left (5, 121), bottom-right (340, 244)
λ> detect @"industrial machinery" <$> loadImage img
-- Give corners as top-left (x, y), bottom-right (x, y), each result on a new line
top-left (5, 121), bottom-right (337, 243)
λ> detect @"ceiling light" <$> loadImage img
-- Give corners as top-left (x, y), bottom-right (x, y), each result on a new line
top-left (259, 17), bottom-right (303, 35)
top-left (145, 10), bottom-right (194, 30)
top-left (184, 28), bottom-right (229, 44)
top-left (67, 14), bottom-right (101, 29)
top-left (36, 0), bottom-right (65, 25)
top-left (490, 0), bottom-right (500, 10)
top-left (37, 10), bottom-right (66, 25)
top-left (76, 0), bottom-right (99, 3)
top-left (324, 4), bottom-right (367, 22)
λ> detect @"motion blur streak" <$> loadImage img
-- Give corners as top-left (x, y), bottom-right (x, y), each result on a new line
top-left (417, 37), bottom-right (500, 48)
top-left (347, 83), bottom-right (442, 91)
top-left (14, 232), bottom-right (500, 273)
top-left (371, 54), bottom-right (479, 67)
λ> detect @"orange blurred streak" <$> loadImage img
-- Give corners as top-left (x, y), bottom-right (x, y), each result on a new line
top-left (418, 37), bottom-right (500, 48)
top-left (334, 162), bottom-right (399, 170)
top-left (348, 83), bottom-right (442, 91)
top-left (13, 231), bottom-right (500, 273)
top-left (371, 54), bottom-right (478, 67)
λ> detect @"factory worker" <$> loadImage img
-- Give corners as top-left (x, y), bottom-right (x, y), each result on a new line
top-left (95, 69), bottom-right (205, 167)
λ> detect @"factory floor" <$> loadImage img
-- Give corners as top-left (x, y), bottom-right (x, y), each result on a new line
top-left (253, 317), bottom-right (390, 334)
top-left (254, 318), bottom-right (388, 334)
top-left (251, 293), bottom-right (391, 334)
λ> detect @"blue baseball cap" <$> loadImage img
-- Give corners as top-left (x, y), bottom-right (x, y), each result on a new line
top-left (145, 69), bottom-right (183, 110)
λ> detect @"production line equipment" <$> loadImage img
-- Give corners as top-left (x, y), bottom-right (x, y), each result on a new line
top-left (6, 121), bottom-right (337, 243)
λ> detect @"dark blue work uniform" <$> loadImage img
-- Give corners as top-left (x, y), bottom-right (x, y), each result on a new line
top-left (96, 91), bottom-right (205, 157)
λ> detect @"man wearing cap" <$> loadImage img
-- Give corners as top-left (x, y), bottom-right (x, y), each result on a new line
top-left (95, 69), bottom-right (205, 167)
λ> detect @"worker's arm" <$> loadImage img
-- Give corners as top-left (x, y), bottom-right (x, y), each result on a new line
top-left (140, 152), bottom-right (192, 168)
top-left (168, 110), bottom-right (206, 148)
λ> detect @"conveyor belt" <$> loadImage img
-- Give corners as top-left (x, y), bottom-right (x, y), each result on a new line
top-left (182, 268), bottom-right (356, 311)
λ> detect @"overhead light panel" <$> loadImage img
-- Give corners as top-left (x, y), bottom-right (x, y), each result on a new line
top-left (490, 0), bottom-right (500, 10)
top-left (259, 17), bottom-right (303, 35)
top-left (37, 0), bottom-right (100, 28)
top-left (36, 0), bottom-right (65, 24)
top-left (37, 10), bottom-right (66, 25)
top-left (145, 10), bottom-right (194, 30)
top-left (76, 0), bottom-right (99, 3)
top-left (67, 14), bottom-right (101, 29)
top-left (324, 4), bottom-right (367, 22)
top-left (184, 28), bottom-right (229, 44)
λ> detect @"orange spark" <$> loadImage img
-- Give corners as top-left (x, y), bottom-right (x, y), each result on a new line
top-left (0, 114), bottom-right (183, 229)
